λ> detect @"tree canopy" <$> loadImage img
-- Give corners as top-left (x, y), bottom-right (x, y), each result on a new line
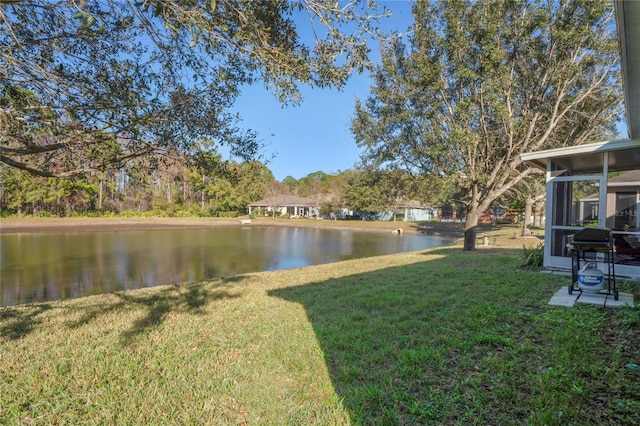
top-left (1, 0), bottom-right (388, 177)
top-left (351, 0), bottom-right (623, 250)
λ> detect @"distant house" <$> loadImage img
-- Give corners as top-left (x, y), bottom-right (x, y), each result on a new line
top-left (362, 198), bottom-right (435, 221)
top-left (248, 194), bottom-right (350, 218)
top-left (399, 199), bottom-right (438, 222)
top-left (248, 195), bottom-right (313, 217)
top-left (248, 195), bottom-right (439, 221)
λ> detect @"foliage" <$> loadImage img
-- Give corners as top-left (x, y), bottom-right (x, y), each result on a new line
top-left (0, 167), bottom-right (97, 216)
top-left (217, 211), bottom-right (239, 218)
top-left (118, 209), bottom-right (158, 218)
top-left (1, 0), bottom-right (389, 177)
top-left (521, 242), bottom-right (545, 268)
top-left (280, 171), bottom-right (346, 198)
top-left (0, 150), bottom-right (274, 216)
top-left (343, 169), bottom-right (387, 216)
top-left (320, 196), bottom-right (344, 219)
top-left (281, 175), bottom-right (299, 193)
top-left (343, 168), bottom-right (421, 218)
top-left (351, 0), bottom-right (623, 249)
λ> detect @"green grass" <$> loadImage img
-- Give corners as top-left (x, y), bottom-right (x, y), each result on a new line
top-left (1, 230), bottom-right (639, 425)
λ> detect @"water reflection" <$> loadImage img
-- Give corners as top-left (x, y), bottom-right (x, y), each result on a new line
top-left (1, 227), bottom-right (450, 306)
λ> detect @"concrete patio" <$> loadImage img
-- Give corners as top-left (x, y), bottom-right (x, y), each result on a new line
top-left (549, 287), bottom-right (635, 307)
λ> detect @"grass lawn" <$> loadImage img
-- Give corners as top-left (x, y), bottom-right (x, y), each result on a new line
top-left (1, 224), bottom-right (639, 424)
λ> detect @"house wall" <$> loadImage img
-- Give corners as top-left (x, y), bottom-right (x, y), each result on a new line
top-left (403, 208), bottom-right (434, 221)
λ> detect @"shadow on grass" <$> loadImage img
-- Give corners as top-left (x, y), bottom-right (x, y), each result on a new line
top-left (268, 246), bottom-right (638, 424)
top-left (416, 222), bottom-right (501, 238)
top-left (0, 278), bottom-right (247, 343)
top-left (0, 303), bottom-right (52, 340)
top-left (114, 281), bottom-right (244, 346)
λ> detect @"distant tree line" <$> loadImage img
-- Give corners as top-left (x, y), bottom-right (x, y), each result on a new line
top-left (1, 161), bottom-right (466, 219)
top-left (0, 148), bottom-right (273, 217)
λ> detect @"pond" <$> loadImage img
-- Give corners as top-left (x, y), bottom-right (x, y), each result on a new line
top-left (0, 227), bottom-right (451, 307)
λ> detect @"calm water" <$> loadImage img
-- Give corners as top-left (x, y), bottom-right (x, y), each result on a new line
top-left (0, 227), bottom-right (450, 307)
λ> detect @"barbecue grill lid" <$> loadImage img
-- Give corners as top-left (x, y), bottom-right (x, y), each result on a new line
top-left (572, 227), bottom-right (611, 243)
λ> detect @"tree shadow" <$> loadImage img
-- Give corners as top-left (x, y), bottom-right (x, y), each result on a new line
top-left (268, 246), bottom-right (562, 424)
top-left (416, 222), bottom-right (502, 239)
top-left (107, 280), bottom-right (248, 346)
top-left (1, 277), bottom-right (247, 343)
top-left (0, 303), bottom-right (52, 340)
top-left (114, 282), bottom-right (234, 346)
top-left (416, 221), bottom-right (466, 238)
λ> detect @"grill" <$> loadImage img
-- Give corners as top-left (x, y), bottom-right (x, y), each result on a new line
top-left (568, 227), bottom-right (618, 300)
top-left (569, 227), bottom-right (613, 252)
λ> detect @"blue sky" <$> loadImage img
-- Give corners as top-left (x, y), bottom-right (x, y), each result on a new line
top-left (232, 1), bottom-right (415, 181)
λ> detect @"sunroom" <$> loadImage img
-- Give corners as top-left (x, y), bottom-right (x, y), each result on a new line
top-left (521, 0), bottom-right (640, 279)
top-left (522, 140), bottom-right (640, 279)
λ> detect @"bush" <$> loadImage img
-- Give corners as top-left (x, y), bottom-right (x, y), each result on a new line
top-left (34, 210), bottom-right (54, 217)
top-left (202, 205), bottom-right (218, 217)
top-left (217, 211), bottom-right (239, 218)
top-left (118, 210), bottom-right (138, 217)
top-left (119, 210), bottom-right (156, 217)
top-left (521, 242), bottom-right (544, 268)
top-left (78, 210), bottom-right (117, 218)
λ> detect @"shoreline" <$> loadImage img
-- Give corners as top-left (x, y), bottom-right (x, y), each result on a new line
top-left (0, 216), bottom-right (465, 238)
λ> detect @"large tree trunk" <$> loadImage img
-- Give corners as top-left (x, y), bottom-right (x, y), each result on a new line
top-left (522, 198), bottom-right (534, 237)
top-left (463, 209), bottom-right (480, 251)
top-left (534, 199), bottom-right (545, 227)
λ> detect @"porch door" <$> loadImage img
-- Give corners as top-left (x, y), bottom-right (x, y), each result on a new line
top-left (546, 175), bottom-right (606, 269)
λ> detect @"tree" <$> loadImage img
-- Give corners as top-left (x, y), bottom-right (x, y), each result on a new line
top-left (281, 176), bottom-right (299, 194)
top-left (232, 161), bottom-right (275, 212)
top-left (343, 169), bottom-right (386, 219)
top-left (377, 168), bottom-right (415, 221)
top-left (263, 180), bottom-right (286, 217)
top-left (502, 175), bottom-right (547, 236)
top-left (1, 0), bottom-right (388, 177)
top-left (0, 167), bottom-right (96, 216)
top-left (297, 171), bottom-right (328, 197)
top-left (351, 0), bottom-right (623, 250)
top-left (320, 195), bottom-right (344, 220)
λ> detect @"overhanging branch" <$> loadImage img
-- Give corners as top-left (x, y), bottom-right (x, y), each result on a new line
top-left (0, 154), bottom-right (90, 178)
